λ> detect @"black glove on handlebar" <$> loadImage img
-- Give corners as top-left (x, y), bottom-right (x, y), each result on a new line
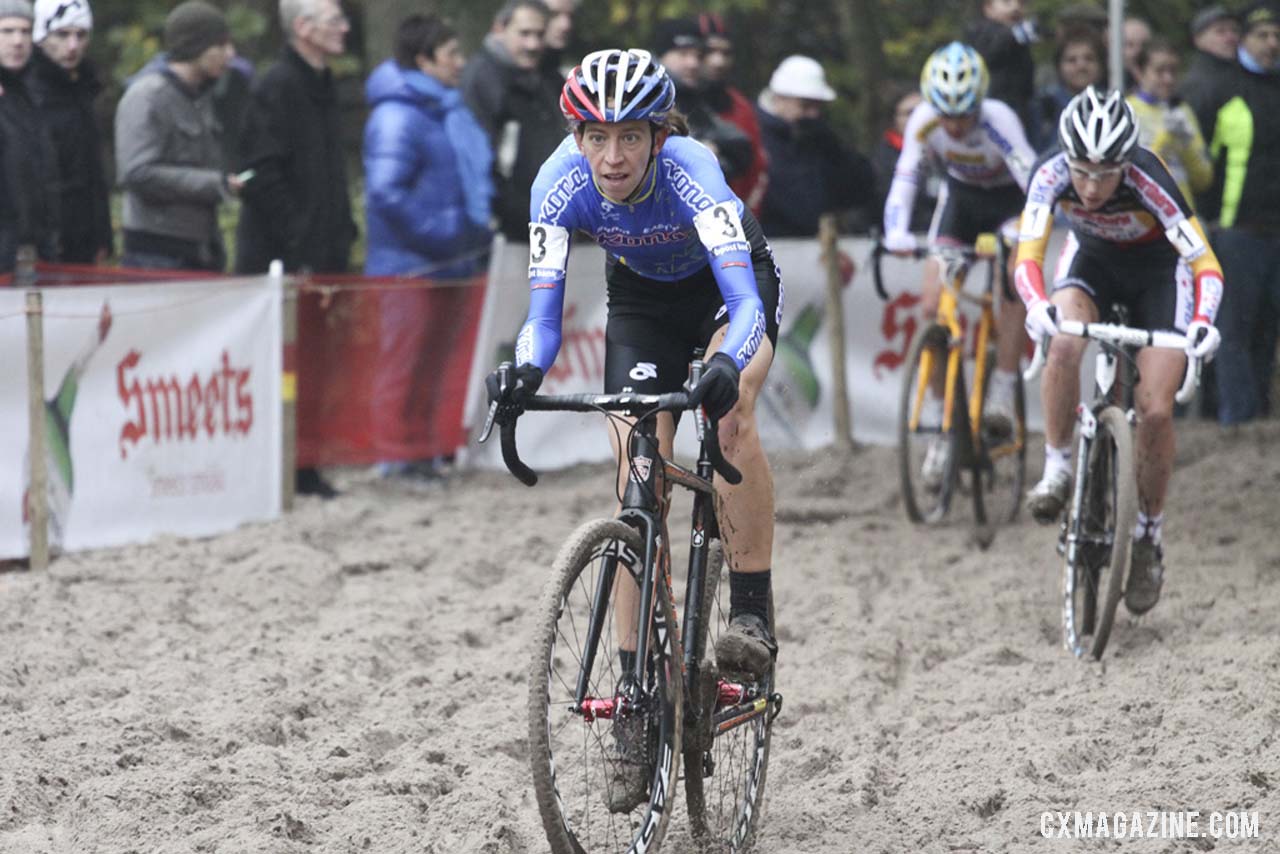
top-left (486, 362), bottom-right (544, 407)
top-left (689, 352), bottom-right (741, 421)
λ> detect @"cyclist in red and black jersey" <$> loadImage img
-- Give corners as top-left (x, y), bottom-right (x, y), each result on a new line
top-left (1013, 87), bottom-right (1224, 615)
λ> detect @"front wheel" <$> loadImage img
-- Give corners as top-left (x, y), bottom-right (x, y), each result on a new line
top-left (898, 323), bottom-right (959, 524)
top-left (684, 542), bottom-right (774, 852)
top-left (529, 519), bottom-right (683, 854)
top-left (974, 348), bottom-right (1028, 525)
top-left (1062, 406), bottom-right (1137, 660)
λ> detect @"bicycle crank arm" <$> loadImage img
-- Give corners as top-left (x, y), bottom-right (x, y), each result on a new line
top-left (713, 691), bottom-right (783, 736)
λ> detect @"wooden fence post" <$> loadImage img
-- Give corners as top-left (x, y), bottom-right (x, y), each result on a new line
top-left (274, 260), bottom-right (297, 511)
top-left (819, 215), bottom-right (855, 451)
top-left (25, 285), bottom-right (49, 570)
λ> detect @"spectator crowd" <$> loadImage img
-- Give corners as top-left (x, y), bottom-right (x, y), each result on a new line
top-left (0, 0), bottom-right (1278, 482)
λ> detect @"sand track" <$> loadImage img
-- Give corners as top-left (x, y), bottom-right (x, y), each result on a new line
top-left (2, 419), bottom-right (1278, 853)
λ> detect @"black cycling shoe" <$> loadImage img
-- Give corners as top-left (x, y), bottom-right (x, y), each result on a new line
top-left (715, 612), bottom-right (778, 681)
top-left (1125, 536), bottom-right (1164, 615)
top-left (603, 713), bottom-right (651, 814)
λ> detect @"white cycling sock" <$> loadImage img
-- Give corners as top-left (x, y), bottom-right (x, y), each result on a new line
top-left (991, 369), bottom-right (1018, 396)
top-left (1133, 511), bottom-right (1164, 544)
top-left (1043, 444), bottom-right (1072, 478)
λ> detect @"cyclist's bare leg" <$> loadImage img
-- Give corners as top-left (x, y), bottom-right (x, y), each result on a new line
top-left (996, 253), bottom-right (1028, 374)
top-left (606, 413), bottom-right (677, 656)
top-left (920, 256), bottom-right (946, 396)
top-left (1042, 288), bottom-right (1098, 447)
top-left (1132, 348), bottom-right (1186, 518)
top-left (704, 327), bottom-right (775, 574)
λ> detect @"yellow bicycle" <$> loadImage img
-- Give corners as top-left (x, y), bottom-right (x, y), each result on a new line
top-left (873, 233), bottom-right (1027, 534)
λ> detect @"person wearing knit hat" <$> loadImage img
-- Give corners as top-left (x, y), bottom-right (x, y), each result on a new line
top-left (0, 0), bottom-right (61, 272)
top-left (28, 0), bottom-right (112, 263)
top-left (33, 0), bottom-right (90, 44)
top-left (0, 1), bottom-right (33, 75)
top-left (164, 0), bottom-right (230, 63)
top-left (113, 0), bottom-right (240, 274)
top-left (1190, 5), bottom-right (1240, 61)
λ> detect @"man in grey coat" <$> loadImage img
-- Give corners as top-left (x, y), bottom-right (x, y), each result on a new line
top-left (114, 1), bottom-right (242, 270)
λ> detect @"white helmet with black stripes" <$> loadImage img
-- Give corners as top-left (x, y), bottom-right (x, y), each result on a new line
top-left (1058, 86), bottom-right (1140, 164)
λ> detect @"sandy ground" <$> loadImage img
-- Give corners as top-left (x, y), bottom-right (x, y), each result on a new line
top-left (2, 418), bottom-right (1279, 854)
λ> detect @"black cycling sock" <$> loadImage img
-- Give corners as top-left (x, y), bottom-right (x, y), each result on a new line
top-left (618, 649), bottom-right (637, 682)
top-left (728, 569), bottom-right (771, 624)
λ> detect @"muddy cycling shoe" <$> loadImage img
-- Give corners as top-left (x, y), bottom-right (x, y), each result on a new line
top-left (1027, 468), bottom-right (1071, 524)
top-left (1125, 536), bottom-right (1165, 615)
top-left (920, 437), bottom-right (951, 492)
top-left (604, 713), bottom-right (651, 814)
top-left (715, 612), bottom-right (778, 682)
top-left (981, 385), bottom-right (1016, 439)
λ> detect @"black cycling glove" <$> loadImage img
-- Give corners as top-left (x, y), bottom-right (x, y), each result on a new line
top-left (486, 362), bottom-right (544, 407)
top-left (689, 352), bottom-right (741, 421)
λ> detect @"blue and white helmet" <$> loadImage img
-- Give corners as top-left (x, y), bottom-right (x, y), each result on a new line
top-left (920, 42), bottom-right (989, 117)
top-left (560, 49), bottom-right (677, 124)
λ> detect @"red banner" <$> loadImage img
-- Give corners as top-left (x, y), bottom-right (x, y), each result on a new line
top-left (295, 276), bottom-right (487, 467)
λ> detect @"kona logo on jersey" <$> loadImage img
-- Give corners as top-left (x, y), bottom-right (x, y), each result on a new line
top-left (595, 225), bottom-right (690, 248)
top-left (663, 160), bottom-right (716, 212)
top-left (629, 362), bottom-right (658, 381)
top-left (536, 167), bottom-right (590, 225)
top-left (1126, 167), bottom-right (1178, 221)
top-left (735, 309), bottom-right (767, 365)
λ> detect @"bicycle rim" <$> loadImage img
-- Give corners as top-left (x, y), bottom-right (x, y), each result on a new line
top-left (975, 349), bottom-right (1027, 524)
top-left (684, 543), bottom-right (774, 853)
top-left (1061, 408), bottom-right (1137, 660)
top-left (529, 519), bottom-right (684, 854)
top-left (898, 323), bottom-right (957, 524)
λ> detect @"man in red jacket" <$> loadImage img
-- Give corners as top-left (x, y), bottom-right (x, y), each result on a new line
top-left (697, 13), bottom-right (768, 216)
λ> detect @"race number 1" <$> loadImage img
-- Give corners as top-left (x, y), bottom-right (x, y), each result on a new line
top-left (694, 202), bottom-right (747, 252)
top-left (1018, 202), bottom-right (1052, 242)
top-left (528, 223), bottom-right (570, 273)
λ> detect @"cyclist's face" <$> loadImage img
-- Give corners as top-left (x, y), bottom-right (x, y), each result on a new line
top-left (576, 121), bottom-right (665, 200)
top-left (941, 113), bottom-right (977, 139)
top-left (1068, 160), bottom-right (1124, 209)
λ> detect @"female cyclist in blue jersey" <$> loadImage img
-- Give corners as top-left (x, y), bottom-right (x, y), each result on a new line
top-left (484, 49), bottom-right (782, 695)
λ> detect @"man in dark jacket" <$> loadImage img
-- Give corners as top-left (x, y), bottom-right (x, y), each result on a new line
top-left (966, 0), bottom-right (1037, 141)
top-left (460, 0), bottom-right (564, 242)
top-left (1180, 6), bottom-right (1241, 137)
top-left (27, 0), bottom-right (110, 264)
top-left (0, 0), bottom-right (59, 273)
top-left (1200, 1), bottom-right (1280, 424)
top-left (755, 55), bottom-right (873, 237)
top-left (235, 0), bottom-right (355, 275)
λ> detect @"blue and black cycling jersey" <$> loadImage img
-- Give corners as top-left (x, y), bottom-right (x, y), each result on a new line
top-left (516, 134), bottom-right (773, 374)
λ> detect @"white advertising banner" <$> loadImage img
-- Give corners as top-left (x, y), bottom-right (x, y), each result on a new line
top-left (466, 234), bottom-right (1064, 472)
top-left (0, 279), bottom-right (282, 558)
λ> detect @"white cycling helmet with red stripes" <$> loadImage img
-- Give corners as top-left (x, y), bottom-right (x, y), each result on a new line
top-left (560, 48), bottom-right (677, 124)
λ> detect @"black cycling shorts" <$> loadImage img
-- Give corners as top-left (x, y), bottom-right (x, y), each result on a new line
top-left (928, 179), bottom-right (1025, 246)
top-left (1051, 232), bottom-right (1195, 332)
top-left (603, 211), bottom-right (782, 395)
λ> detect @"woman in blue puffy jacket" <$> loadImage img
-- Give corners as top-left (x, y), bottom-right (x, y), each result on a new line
top-left (363, 14), bottom-right (493, 278)
top-left (363, 14), bottom-right (494, 482)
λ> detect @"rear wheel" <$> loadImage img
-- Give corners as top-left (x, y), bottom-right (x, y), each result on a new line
top-left (684, 541), bottom-right (774, 852)
top-left (1062, 407), bottom-right (1137, 660)
top-left (898, 323), bottom-right (959, 524)
top-left (529, 519), bottom-right (683, 854)
top-left (975, 348), bottom-right (1028, 525)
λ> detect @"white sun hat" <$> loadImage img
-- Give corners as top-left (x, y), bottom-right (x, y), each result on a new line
top-left (768, 55), bottom-right (836, 101)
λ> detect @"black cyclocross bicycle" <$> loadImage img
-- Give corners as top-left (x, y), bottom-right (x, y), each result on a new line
top-left (480, 357), bottom-right (783, 854)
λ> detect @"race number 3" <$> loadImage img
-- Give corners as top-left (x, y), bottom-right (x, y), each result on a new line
top-left (528, 223), bottom-right (570, 273)
top-left (694, 202), bottom-right (746, 251)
